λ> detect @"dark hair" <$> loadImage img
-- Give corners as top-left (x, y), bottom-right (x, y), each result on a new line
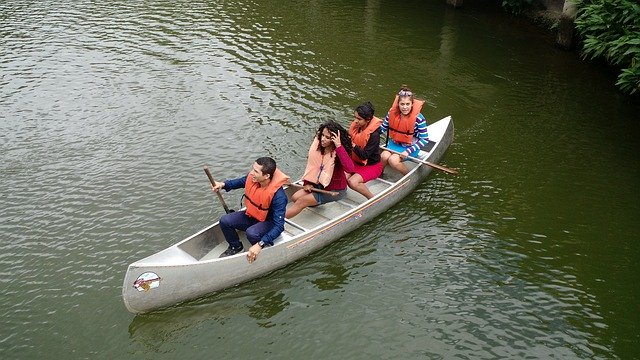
top-left (355, 101), bottom-right (375, 121)
top-left (255, 157), bottom-right (276, 179)
top-left (315, 120), bottom-right (352, 155)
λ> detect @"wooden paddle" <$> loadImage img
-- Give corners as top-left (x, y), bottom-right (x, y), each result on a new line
top-left (203, 166), bottom-right (233, 213)
top-left (380, 146), bottom-right (459, 175)
top-left (286, 182), bottom-right (339, 196)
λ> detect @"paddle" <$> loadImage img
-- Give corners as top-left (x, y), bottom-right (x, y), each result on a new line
top-left (203, 166), bottom-right (233, 213)
top-left (286, 182), bottom-right (339, 196)
top-left (380, 146), bottom-right (459, 175)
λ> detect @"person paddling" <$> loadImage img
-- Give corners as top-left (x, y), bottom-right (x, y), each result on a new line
top-left (211, 157), bottom-right (288, 262)
top-left (380, 85), bottom-right (429, 175)
top-left (346, 101), bottom-right (383, 199)
top-left (286, 121), bottom-right (355, 218)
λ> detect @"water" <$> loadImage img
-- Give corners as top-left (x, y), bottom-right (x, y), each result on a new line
top-left (1, 0), bottom-right (639, 358)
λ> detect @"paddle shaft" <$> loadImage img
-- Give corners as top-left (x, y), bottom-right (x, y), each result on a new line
top-left (380, 146), bottom-right (458, 175)
top-left (286, 182), bottom-right (339, 196)
top-left (203, 166), bottom-right (232, 213)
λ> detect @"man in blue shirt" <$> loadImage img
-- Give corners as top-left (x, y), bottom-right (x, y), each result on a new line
top-left (210, 157), bottom-right (288, 262)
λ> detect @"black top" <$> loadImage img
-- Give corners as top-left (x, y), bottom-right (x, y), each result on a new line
top-left (352, 128), bottom-right (381, 165)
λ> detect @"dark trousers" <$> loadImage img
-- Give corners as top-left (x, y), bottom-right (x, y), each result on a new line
top-left (219, 210), bottom-right (272, 248)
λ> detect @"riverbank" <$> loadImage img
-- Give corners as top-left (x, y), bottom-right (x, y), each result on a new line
top-left (466, 0), bottom-right (639, 100)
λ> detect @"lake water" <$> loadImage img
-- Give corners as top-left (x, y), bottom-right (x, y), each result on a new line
top-left (1, 0), bottom-right (639, 358)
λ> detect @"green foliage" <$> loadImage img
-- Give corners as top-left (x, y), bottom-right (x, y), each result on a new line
top-left (501, 0), bottom-right (534, 15)
top-left (574, 0), bottom-right (640, 94)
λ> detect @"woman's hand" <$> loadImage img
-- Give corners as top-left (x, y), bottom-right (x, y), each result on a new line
top-left (331, 130), bottom-right (341, 147)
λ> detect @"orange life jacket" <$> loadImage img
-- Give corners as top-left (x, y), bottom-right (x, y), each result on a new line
top-left (349, 116), bottom-right (383, 165)
top-left (302, 137), bottom-right (335, 188)
top-left (244, 168), bottom-right (289, 221)
top-left (387, 95), bottom-right (425, 144)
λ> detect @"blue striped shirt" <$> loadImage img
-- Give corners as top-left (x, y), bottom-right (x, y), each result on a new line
top-left (380, 112), bottom-right (429, 154)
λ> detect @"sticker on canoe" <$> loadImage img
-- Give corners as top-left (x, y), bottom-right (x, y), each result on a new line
top-left (133, 272), bottom-right (161, 292)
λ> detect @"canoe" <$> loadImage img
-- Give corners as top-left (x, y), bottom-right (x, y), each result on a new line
top-left (122, 116), bottom-right (454, 313)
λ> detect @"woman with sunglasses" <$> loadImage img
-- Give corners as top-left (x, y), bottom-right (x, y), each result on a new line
top-left (380, 85), bottom-right (429, 175)
top-left (285, 121), bottom-right (355, 219)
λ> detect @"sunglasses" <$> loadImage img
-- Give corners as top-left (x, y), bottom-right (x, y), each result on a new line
top-left (398, 90), bottom-right (413, 97)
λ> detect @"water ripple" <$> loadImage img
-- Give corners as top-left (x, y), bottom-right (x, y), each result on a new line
top-left (1, 0), bottom-right (637, 359)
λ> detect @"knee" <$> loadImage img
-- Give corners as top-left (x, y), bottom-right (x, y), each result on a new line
top-left (293, 194), bottom-right (315, 209)
top-left (348, 176), bottom-right (360, 188)
top-left (245, 228), bottom-right (261, 243)
top-left (290, 197), bottom-right (302, 207)
top-left (291, 190), bottom-right (305, 202)
top-left (220, 214), bottom-right (231, 227)
top-left (302, 194), bottom-right (317, 207)
top-left (219, 213), bottom-right (235, 229)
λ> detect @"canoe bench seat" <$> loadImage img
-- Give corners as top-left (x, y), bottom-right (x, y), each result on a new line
top-left (290, 201), bottom-right (354, 229)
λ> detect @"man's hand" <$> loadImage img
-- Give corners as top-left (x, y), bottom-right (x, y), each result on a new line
top-left (211, 181), bottom-right (224, 192)
top-left (247, 243), bottom-right (262, 263)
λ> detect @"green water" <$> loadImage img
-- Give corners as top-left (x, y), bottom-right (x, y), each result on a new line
top-left (1, 0), bottom-right (638, 358)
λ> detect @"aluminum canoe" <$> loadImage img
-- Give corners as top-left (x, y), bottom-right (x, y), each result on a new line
top-left (122, 116), bottom-right (454, 313)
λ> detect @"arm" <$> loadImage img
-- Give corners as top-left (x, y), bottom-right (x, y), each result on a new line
top-left (260, 188), bottom-right (288, 245)
top-left (352, 129), bottom-right (381, 161)
top-left (379, 112), bottom-right (390, 132)
top-left (404, 113), bottom-right (429, 155)
top-left (380, 113), bottom-right (390, 145)
top-left (223, 175), bottom-right (248, 191)
top-left (330, 129), bottom-right (355, 173)
top-left (335, 145), bottom-right (355, 173)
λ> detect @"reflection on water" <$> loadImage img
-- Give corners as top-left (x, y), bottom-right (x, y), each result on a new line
top-left (2, 0), bottom-right (639, 358)
top-left (311, 262), bottom-right (351, 291)
top-left (249, 291), bottom-right (289, 326)
top-left (127, 287), bottom-right (276, 350)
